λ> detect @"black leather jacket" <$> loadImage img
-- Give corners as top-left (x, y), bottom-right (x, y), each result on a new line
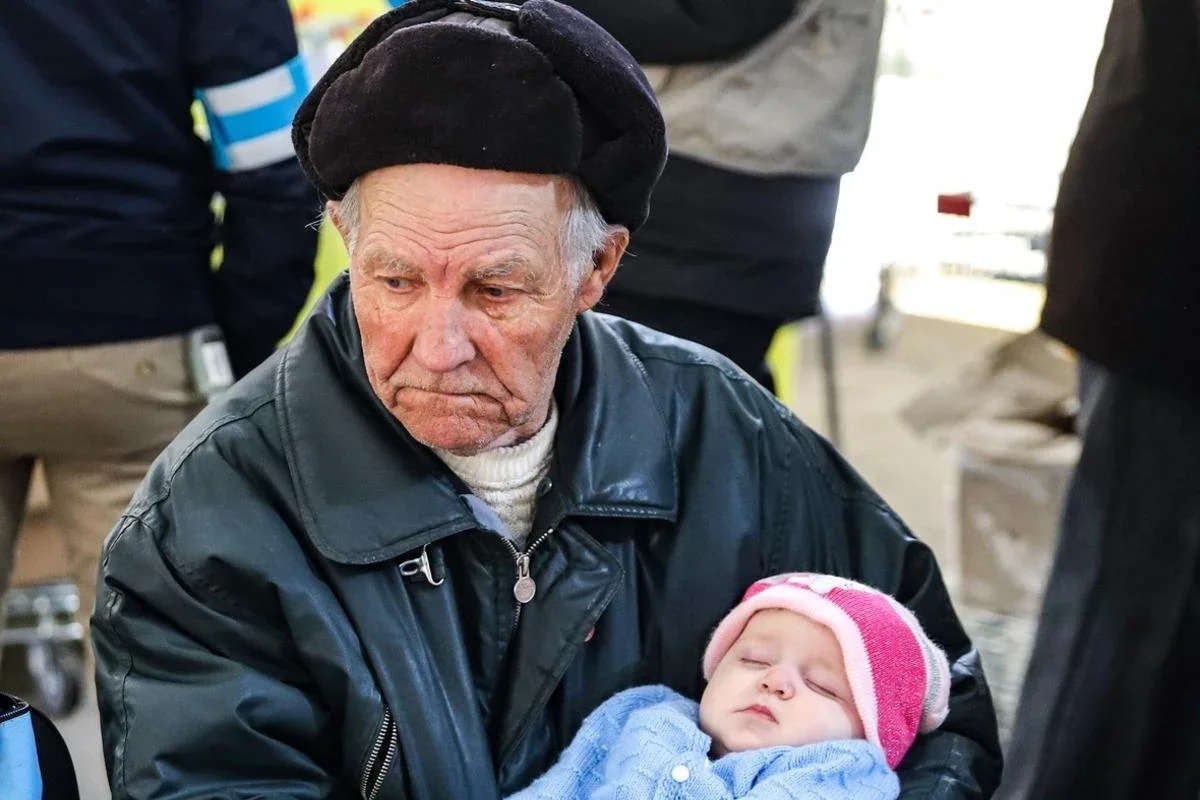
top-left (93, 275), bottom-right (1001, 799)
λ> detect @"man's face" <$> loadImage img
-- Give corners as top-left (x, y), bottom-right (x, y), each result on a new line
top-left (699, 609), bottom-right (865, 755)
top-left (336, 164), bottom-right (626, 455)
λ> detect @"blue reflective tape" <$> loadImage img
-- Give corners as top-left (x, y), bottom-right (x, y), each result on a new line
top-left (0, 708), bottom-right (43, 799)
top-left (202, 99), bottom-right (235, 170)
top-left (213, 93), bottom-right (297, 144)
top-left (388, 0), bottom-right (413, 6)
top-left (198, 55), bottom-right (309, 171)
top-left (207, 121), bottom-right (232, 171)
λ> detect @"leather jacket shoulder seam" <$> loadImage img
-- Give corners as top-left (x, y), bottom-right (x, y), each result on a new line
top-left (766, 429), bottom-right (798, 574)
top-left (627, 349), bottom-right (905, 529)
top-left (116, 397), bottom-right (285, 615)
top-left (608, 332), bottom-right (683, 466)
top-left (633, 349), bottom-right (758, 388)
top-left (775, 408), bottom-right (904, 521)
top-left (109, 508), bottom-right (266, 618)
top-left (129, 395), bottom-right (276, 516)
top-left (95, 563), bottom-right (135, 793)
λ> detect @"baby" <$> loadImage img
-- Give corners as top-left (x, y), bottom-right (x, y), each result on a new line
top-left (507, 573), bottom-right (952, 799)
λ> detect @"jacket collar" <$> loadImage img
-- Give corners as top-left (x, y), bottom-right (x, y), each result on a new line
top-left (276, 274), bottom-right (677, 565)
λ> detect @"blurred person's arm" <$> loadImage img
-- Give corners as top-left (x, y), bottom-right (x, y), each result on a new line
top-left (189, 0), bottom-right (319, 377)
top-left (557, 0), bottom-right (800, 63)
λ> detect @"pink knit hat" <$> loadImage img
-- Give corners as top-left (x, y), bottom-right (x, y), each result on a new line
top-left (702, 573), bottom-right (951, 769)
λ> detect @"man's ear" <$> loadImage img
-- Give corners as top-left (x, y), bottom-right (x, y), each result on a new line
top-left (575, 226), bottom-right (630, 313)
top-left (327, 200), bottom-right (351, 250)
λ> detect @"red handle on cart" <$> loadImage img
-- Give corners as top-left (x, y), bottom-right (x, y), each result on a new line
top-left (937, 192), bottom-right (974, 217)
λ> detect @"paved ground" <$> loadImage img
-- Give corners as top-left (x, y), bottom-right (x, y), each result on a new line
top-left (8, 313), bottom-right (1035, 797)
top-left (786, 315), bottom-right (1010, 577)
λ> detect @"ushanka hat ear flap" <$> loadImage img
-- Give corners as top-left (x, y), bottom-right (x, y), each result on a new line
top-left (291, 0), bottom-right (666, 231)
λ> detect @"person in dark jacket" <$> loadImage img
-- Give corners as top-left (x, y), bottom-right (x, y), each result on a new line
top-left (0, 0), bottom-right (317, 651)
top-left (998, 1), bottom-right (1200, 798)
top-left (91, 3), bottom-right (1001, 798)
top-left (558, 0), bottom-right (884, 392)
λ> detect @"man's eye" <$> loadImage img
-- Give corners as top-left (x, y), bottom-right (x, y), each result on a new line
top-left (383, 277), bottom-right (413, 290)
top-left (480, 285), bottom-right (513, 300)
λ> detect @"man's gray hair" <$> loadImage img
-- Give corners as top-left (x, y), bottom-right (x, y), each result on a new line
top-left (558, 178), bottom-right (614, 285)
top-left (335, 175), bottom-right (615, 286)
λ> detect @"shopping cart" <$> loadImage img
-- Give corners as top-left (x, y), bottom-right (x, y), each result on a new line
top-left (867, 191), bottom-right (1052, 351)
top-left (1, 473), bottom-right (88, 719)
top-left (0, 581), bottom-right (85, 718)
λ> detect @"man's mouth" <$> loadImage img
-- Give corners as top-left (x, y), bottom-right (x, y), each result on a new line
top-left (395, 387), bottom-right (491, 405)
top-left (740, 704), bottom-right (777, 723)
top-left (399, 387), bottom-right (483, 396)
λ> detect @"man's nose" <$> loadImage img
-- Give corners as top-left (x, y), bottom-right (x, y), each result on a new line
top-left (760, 666), bottom-right (795, 700)
top-left (411, 298), bottom-right (476, 373)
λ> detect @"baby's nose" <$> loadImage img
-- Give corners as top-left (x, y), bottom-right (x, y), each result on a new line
top-left (760, 667), bottom-right (795, 700)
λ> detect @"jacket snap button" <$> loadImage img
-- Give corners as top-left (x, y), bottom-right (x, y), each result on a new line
top-left (671, 764), bottom-right (689, 782)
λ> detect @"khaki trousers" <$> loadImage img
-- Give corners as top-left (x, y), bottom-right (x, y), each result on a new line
top-left (0, 336), bottom-right (204, 643)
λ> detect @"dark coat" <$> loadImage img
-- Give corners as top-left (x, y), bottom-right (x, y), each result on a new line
top-left (93, 275), bottom-right (1001, 799)
top-left (1040, 0), bottom-right (1200, 394)
top-left (0, 0), bottom-right (317, 373)
top-left (558, 0), bottom-right (842, 322)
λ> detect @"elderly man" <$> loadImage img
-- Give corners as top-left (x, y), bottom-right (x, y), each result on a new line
top-left (92, 2), bottom-right (1001, 798)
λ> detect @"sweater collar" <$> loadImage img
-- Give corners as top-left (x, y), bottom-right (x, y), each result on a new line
top-left (433, 401), bottom-right (559, 490)
top-left (277, 274), bottom-right (677, 565)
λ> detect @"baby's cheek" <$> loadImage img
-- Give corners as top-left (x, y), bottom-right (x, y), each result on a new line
top-left (808, 703), bottom-right (863, 743)
top-left (698, 699), bottom-right (725, 749)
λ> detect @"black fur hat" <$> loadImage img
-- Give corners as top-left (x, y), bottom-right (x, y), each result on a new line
top-left (292, 0), bottom-right (667, 230)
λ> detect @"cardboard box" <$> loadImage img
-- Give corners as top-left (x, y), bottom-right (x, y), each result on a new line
top-left (958, 604), bottom-right (1038, 745)
top-left (951, 421), bottom-right (1078, 745)
top-left (901, 331), bottom-right (1081, 745)
top-left (900, 330), bottom-right (1080, 616)
top-left (954, 419), bottom-right (1079, 618)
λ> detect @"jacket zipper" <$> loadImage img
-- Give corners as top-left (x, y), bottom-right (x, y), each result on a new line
top-left (501, 525), bottom-right (555, 633)
top-left (0, 698), bottom-right (29, 724)
top-left (360, 708), bottom-right (397, 800)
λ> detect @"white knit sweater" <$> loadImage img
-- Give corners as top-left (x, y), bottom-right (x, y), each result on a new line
top-left (434, 403), bottom-right (558, 548)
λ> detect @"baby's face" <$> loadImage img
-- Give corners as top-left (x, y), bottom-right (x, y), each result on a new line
top-left (699, 609), bottom-right (864, 755)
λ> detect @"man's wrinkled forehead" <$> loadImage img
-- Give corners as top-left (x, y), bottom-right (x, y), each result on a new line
top-left (351, 163), bottom-right (568, 244)
top-left (358, 246), bottom-right (545, 286)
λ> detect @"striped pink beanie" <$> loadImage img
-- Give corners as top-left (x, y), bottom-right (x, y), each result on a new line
top-left (701, 573), bottom-right (951, 769)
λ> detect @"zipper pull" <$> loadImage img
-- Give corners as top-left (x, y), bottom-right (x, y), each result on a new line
top-left (513, 553), bottom-right (536, 604)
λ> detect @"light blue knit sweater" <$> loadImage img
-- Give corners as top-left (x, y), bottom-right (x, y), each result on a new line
top-left (506, 685), bottom-right (898, 800)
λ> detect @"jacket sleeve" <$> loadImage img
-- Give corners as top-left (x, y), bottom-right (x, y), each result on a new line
top-left (186, 0), bottom-right (319, 377)
top-left (93, 516), bottom-right (341, 799)
top-left (554, 0), bottom-right (800, 63)
top-left (763, 417), bottom-right (1004, 799)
